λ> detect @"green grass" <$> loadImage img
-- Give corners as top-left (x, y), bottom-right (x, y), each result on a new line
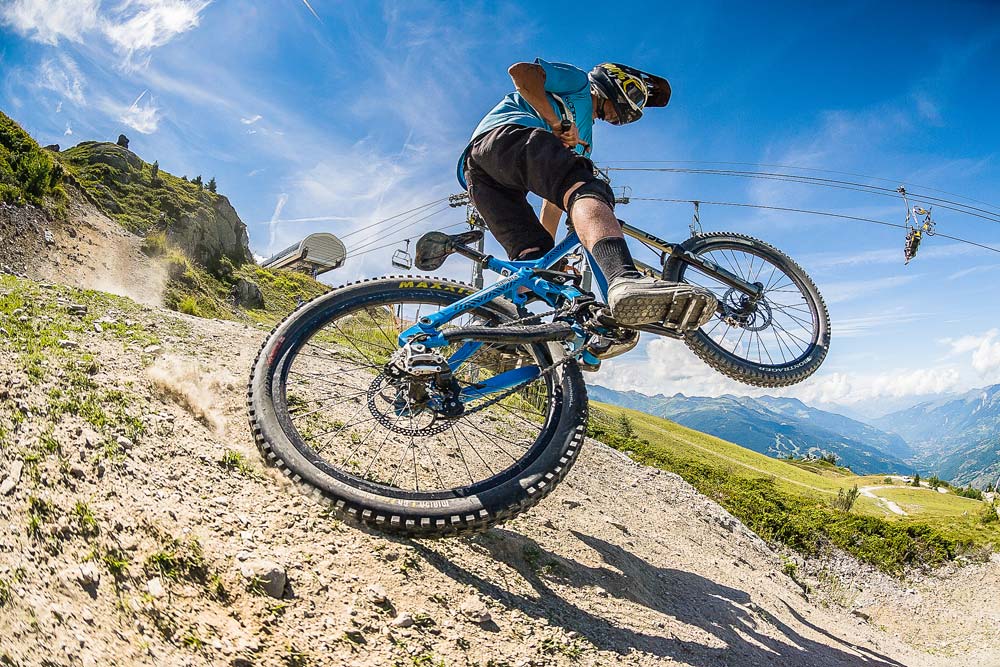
top-left (588, 404), bottom-right (999, 574)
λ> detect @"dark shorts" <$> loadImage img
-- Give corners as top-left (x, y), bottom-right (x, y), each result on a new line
top-left (463, 124), bottom-right (600, 259)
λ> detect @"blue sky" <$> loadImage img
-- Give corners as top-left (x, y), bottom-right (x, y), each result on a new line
top-left (2, 0), bottom-right (999, 413)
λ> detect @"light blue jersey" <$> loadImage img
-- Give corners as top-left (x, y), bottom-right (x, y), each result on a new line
top-left (457, 58), bottom-right (594, 189)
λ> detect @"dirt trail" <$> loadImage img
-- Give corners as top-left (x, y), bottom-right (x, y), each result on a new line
top-left (3, 277), bottom-right (998, 667)
top-left (2, 197), bottom-right (999, 665)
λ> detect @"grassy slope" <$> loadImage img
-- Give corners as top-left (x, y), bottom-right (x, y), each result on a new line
top-left (590, 401), bottom-right (999, 573)
top-left (0, 111), bottom-right (65, 212)
top-left (58, 141), bottom-right (218, 235)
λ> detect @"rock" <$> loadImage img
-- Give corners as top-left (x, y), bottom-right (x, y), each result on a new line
top-left (147, 577), bottom-right (166, 599)
top-left (232, 278), bottom-right (264, 309)
top-left (240, 560), bottom-right (286, 599)
top-left (116, 435), bottom-right (134, 450)
top-left (143, 345), bottom-right (162, 354)
top-left (367, 583), bottom-right (389, 605)
top-left (63, 562), bottom-right (100, 589)
top-left (1, 460), bottom-right (23, 495)
top-left (67, 304), bottom-right (88, 316)
top-left (560, 498), bottom-right (583, 509)
top-left (93, 322), bottom-right (103, 333)
top-left (44, 230), bottom-right (55, 245)
top-left (58, 339), bottom-right (80, 349)
top-left (81, 607), bottom-right (95, 624)
top-left (458, 595), bottom-right (491, 624)
top-left (390, 612), bottom-right (414, 628)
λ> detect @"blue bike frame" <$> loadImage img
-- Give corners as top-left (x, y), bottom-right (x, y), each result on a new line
top-left (396, 231), bottom-right (604, 401)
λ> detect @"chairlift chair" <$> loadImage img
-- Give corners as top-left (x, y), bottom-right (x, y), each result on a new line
top-left (392, 239), bottom-right (413, 269)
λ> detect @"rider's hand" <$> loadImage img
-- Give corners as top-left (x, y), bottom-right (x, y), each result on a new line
top-left (553, 122), bottom-right (581, 150)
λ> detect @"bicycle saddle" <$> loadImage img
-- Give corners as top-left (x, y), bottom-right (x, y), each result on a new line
top-left (414, 230), bottom-right (484, 270)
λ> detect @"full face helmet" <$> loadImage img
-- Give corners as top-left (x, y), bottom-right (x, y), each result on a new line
top-left (588, 63), bottom-right (671, 125)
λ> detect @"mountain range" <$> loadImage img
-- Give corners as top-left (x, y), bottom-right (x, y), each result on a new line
top-left (872, 384), bottom-right (1000, 488)
top-left (589, 383), bottom-right (1000, 486)
top-left (587, 386), bottom-right (913, 475)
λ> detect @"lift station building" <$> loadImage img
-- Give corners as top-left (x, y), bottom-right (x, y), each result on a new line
top-left (261, 233), bottom-right (347, 276)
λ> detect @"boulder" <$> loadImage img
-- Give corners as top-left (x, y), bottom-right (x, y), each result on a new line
top-left (232, 278), bottom-right (264, 309)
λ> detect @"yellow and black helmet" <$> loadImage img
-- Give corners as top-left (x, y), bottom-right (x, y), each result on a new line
top-left (589, 63), bottom-right (671, 125)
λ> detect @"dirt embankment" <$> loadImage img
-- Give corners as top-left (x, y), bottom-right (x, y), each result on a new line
top-left (0, 189), bottom-right (166, 306)
top-left (2, 274), bottom-right (998, 667)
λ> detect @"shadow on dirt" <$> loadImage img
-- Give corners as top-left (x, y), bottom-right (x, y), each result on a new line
top-left (415, 529), bottom-right (905, 667)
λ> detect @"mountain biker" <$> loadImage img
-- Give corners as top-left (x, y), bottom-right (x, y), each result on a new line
top-left (458, 58), bottom-right (717, 327)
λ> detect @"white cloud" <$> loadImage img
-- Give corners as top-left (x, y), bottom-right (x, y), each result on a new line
top-left (1, 0), bottom-right (210, 69)
top-left (0, 0), bottom-right (99, 45)
top-left (241, 114), bottom-right (262, 125)
top-left (64, 123), bottom-right (73, 136)
top-left (594, 334), bottom-right (967, 406)
top-left (119, 89), bottom-right (160, 134)
top-left (103, 0), bottom-right (211, 69)
top-left (55, 101), bottom-right (63, 113)
top-left (946, 329), bottom-right (1000, 376)
top-left (39, 55), bottom-right (86, 106)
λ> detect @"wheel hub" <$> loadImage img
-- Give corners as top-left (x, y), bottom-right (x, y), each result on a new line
top-left (721, 288), bottom-right (773, 332)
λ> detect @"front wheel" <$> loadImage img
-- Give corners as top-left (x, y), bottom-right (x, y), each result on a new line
top-left (663, 233), bottom-right (831, 387)
top-left (247, 276), bottom-right (588, 537)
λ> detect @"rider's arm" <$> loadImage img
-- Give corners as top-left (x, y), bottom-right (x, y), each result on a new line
top-left (509, 62), bottom-right (578, 148)
top-left (540, 199), bottom-right (562, 238)
top-left (508, 62), bottom-right (562, 127)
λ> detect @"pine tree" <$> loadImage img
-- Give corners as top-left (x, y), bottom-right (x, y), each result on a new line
top-left (207, 176), bottom-right (217, 193)
top-left (192, 175), bottom-right (203, 189)
top-left (912, 472), bottom-right (921, 487)
top-left (151, 161), bottom-right (159, 184)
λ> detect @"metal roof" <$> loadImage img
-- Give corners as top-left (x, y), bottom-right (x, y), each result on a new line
top-left (261, 232), bottom-right (347, 276)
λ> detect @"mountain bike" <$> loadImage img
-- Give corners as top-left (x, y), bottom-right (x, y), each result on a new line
top-left (248, 220), bottom-right (830, 537)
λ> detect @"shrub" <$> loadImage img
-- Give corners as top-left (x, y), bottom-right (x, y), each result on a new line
top-left (831, 484), bottom-right (860, 512)
top-left (883, 477), bottom-right (894, 485)
top-left (912, 472), bottom-right (921, 487)
top-left (141, 231), bottom-right (168, 257)
top-left (956, 485), bottom-right (984, 501)
top-left (176, 296), bottom-right (201, 317)
top-left (820, 452), bottom-right (838, 465)
top-left (980, 502), bottom-right (999, 525)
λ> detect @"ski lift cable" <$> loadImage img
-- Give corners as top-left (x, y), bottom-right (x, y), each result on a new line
top-left (630, 197), bottom-right (1000, 254)
top-left (607, 167), bottom-right (1000, 224)
top-left (338, 198), bottom-right (450, 240)
top-left (347, 204), bottom-right (452, 254)
top-left (603, 160), bottom-right (1000, 213)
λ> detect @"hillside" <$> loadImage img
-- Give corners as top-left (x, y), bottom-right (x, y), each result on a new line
top-left (588, 386), bottom-right (912, 475)
top-left (874, 385), bottom-right (1000, 487)
top-left (3, 273), bottom-right (999, 667)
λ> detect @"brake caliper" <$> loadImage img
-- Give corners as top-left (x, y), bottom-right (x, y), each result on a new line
top-left (386, 343), bottom-right (464, 418)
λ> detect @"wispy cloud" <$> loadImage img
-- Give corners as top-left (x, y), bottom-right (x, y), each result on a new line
top-left (1, 0), bottom-right (210, 69)
top-left (103, 0), bottom-right (212, 69)
top-left (64, 123), bottom-right (73, 136)
top-left (39, 55), bottom-right (86, 106)
top-left (119, 89), bottom-right (160, 134)
top-left (821, 274), bottom-right (919, 304)
top-left (0, 0), bottom-right (99, 45)
top-left (240, 114), bottom-right (262, 125)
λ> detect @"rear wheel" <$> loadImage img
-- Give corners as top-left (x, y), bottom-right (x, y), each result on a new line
top-left (247, 276), bottom-right (588, 537)
top-left (664, 233), bottom-right (830, 387)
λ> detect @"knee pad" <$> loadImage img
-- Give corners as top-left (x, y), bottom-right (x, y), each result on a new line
top-left (565, 179), bottom-right (616, 213)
